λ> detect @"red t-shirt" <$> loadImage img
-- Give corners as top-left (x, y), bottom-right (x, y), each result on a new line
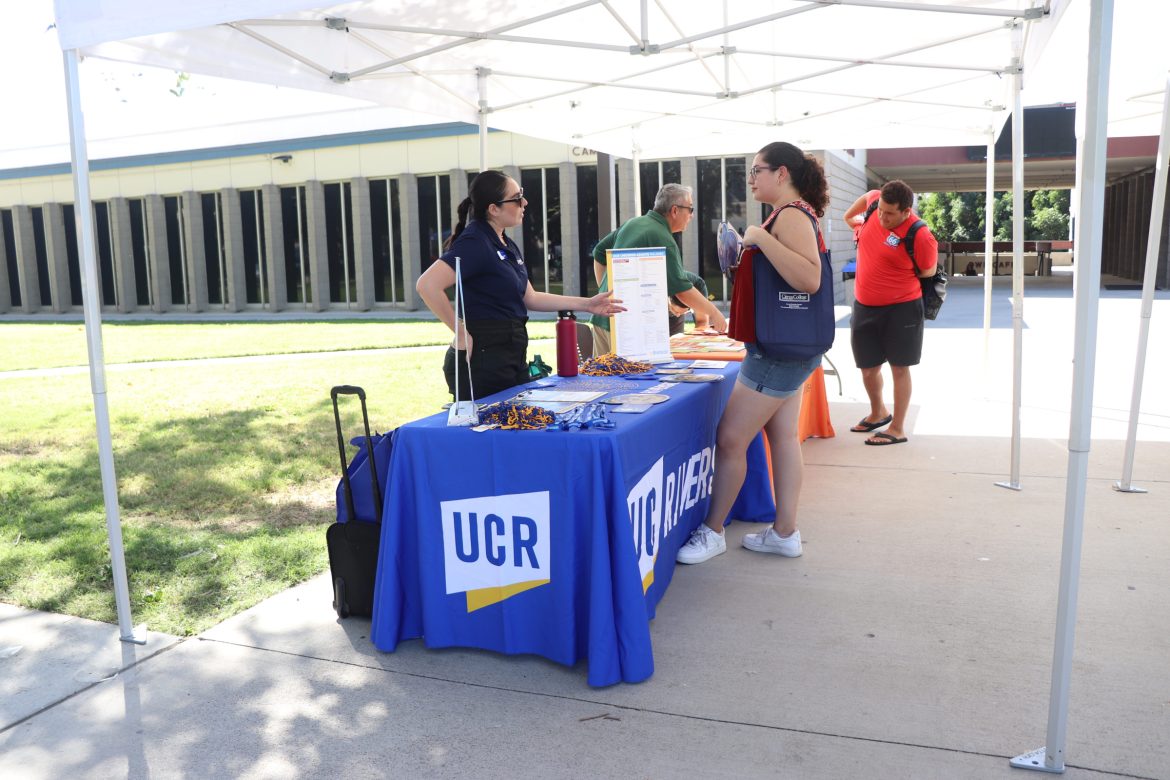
top-left (854, 190), bottom-right (938, 307)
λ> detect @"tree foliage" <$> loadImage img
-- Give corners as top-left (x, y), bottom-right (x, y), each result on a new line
top-left (916, 189), bottom-right (1071, 242)
top-left (1030, 189), bottom-right (1071, 240)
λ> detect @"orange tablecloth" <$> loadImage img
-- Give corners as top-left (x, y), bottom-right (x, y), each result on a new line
top-left (670, 332), bottom-right (835, 442)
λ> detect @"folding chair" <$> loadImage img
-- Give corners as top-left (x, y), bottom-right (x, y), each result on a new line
top-left (822, 354), bottom-right (843, 395)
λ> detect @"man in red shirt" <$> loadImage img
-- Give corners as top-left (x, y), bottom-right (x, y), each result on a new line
top-left (842, 180), bottom-right (938, 445)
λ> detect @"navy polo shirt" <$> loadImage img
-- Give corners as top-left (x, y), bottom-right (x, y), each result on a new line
top-left (440, 220), bottom-right (530, 321)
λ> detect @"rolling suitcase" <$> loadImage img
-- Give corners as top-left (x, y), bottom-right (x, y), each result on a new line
top-left (326, 385), bottom-right (390, 619)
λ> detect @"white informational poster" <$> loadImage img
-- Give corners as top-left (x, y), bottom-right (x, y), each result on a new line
top-left (608, 247), bottom-right (673, 363)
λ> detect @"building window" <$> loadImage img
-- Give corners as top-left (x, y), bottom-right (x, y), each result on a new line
top-left (369, 178), bottom-right (404, 304)
top-left (1, 210), bottom-right (20, 308)
top-left (417, 174), bottom-right (451, 273)
top-left (128, 198), bottom-right (152, 308)
top-left (92, 202), bottom-right (118, 308)
top-left (163, 195), bottom-right (189, 306)
top-left (279, 186), bottom-right (310, 306)
top-left (323, 182), bottom-right (355, 307)
top-left (62, 204), bottom-right (83, 306)
top-left (240, 190), bottom-right (268, 306)
top-left (520, 167), bottom-right (561, 294)
top-left (697, 157), bottom-right (748, 300)
top-left (576, 165), bottom-right (599, 296)
top-left (200, 194), bottom-right (227, 306)
top-left (30, 207), bottom-right (52, 306)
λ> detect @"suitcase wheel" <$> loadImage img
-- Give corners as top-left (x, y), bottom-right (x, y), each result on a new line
top-left (333, 577), bottom-right (350, 619)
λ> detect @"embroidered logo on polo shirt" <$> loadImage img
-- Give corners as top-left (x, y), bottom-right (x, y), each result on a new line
top-left (441, 490), bottom-right (550, 612)
top-left (885, 233), bottom-right (901, 247)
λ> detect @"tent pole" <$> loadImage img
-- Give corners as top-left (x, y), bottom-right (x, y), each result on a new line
top-left (62, 48), bottom-right (145, 645)
top-left (631, 126), bottom-right (641, 216)
top-left (995, 54), bottom-right (1024, 492)
top-left (597, 153), bottom-right (614, 237)
top-left (1114, 72), bottom-right (1170, 494)
top-left (720, 157), bottom-right (728, 303)
top-left (477, 67), bottom-right (489, 171)
top-left (1011, 0), bottom-right (1114, 772)
top-left (983, 131), bottom-right (995, 384)
top-left (640, 0), bottom-right (649, 52)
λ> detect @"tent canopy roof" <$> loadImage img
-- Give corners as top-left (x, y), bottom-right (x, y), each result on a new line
top-left (54, 0), bottom-right (1083, 158)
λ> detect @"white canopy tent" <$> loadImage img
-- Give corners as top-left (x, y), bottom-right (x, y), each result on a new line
top-left (57, 0), bottom-right (1062, 157)
top-left (48, 0), bottom-right (1164, 773)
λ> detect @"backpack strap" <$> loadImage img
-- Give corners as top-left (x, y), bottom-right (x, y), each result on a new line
top-left (863, 199), bottom-right (879, 224)
top-left (903, 219), bottom-right (926, 266)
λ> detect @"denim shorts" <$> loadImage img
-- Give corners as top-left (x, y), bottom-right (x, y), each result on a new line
top-left (737, 345), bottom-right (821, 399)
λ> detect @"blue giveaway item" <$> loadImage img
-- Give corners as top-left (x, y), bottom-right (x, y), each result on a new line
top-left (335, 431), bottom-right (394, 524)
top-left (716, 221), bottom-right (744, 273)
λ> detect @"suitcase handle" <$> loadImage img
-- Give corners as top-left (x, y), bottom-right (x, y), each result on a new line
top-left (330, 385), bottom-right (383, 523)
top-left (331, 385), bottom-right (366, 402)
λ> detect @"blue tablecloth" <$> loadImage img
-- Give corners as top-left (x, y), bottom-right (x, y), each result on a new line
top-left (368, 361), bottom-right (775, 686)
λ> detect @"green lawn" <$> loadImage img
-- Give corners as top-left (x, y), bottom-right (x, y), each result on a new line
top-left (0, 319), bottom-right (557, 371)
top-left (0, 321), bottom-right (555, 635)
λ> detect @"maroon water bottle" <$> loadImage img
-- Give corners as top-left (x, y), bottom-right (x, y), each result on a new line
top-left (556, 311), bottom-right (579, 377)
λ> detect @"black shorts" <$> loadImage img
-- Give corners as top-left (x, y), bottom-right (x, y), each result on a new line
top-left (443, 319), bottom-right (529, 400)
top-left (850, 298), bottom-right (924, 369)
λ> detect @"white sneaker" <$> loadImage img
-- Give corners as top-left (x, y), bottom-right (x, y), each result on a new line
top-left (742, 528), bottom-right (802, 557)
top-left (676, 525), bottom-right (726, 564)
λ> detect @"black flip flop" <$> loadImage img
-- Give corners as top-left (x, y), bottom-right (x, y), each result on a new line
top-left (865, 431), bottom-right (907, 446)
top-left (850, 414), bottom-right (892, 433)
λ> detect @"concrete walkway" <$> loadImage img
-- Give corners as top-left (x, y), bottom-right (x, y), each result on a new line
top-left (2, 273), bottom-right (1168, 779)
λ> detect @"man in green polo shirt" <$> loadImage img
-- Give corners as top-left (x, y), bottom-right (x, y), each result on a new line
top-left (590, 183), bottom-right (726, 355)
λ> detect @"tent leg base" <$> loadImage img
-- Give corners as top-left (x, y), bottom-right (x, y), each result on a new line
top-left (995, 480), bottom-right (1022, 491)
top-left (1009, 747), bottom-right (1064, 773)
top-left (120, 624), bottom-right (148, 645)
top-left (1112, 481), bottom-right (1148, 494)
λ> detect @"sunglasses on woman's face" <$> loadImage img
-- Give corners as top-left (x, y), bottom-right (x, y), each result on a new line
top-left (497, 190), bottom-right (525, 206)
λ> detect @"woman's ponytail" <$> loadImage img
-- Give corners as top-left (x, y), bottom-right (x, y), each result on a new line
top-left (792, 156), bottom-right (829, 218)
top-left (444, 197), bottom-right (474, 250)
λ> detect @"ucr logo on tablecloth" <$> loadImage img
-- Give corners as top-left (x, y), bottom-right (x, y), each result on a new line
top-left (629, 458), bottom-right (664, 593)
top-left (630, 447), bottom-right (713, 592)
top-left (441, 491), bottom-right (551, 612)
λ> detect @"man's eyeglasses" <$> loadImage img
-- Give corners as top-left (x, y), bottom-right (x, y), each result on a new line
top-left (496, 190), bottom-right (525, 205)
top-left (748, 165), bottom-right (779, 180)
top-left (674, 203), bottom-right (695, 212)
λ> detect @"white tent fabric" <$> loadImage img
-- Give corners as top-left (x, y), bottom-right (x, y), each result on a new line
top-left (47, 0), bottom-right (1167, 772)
top-left (57, 0), bottom-right (1078, 158)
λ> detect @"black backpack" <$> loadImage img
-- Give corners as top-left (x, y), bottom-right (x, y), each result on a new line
top-left (863, 200), bottom-right (947, 320)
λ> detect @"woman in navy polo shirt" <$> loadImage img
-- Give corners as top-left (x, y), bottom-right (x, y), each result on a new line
top-left (417, 170), bottom-right (624, 399)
